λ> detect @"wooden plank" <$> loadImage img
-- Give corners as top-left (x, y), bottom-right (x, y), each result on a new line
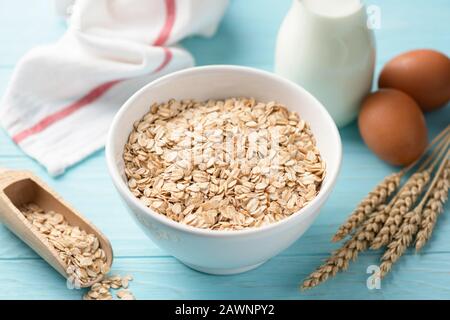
top-left (1, 252), bottom-right (450, 299)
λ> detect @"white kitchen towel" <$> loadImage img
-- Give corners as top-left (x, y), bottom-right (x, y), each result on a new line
top-left (0, 0), bottom-right (228, 176)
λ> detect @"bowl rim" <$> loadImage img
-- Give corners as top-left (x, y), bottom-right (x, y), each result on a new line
top-left (106, 65), bottom-right (342, 238)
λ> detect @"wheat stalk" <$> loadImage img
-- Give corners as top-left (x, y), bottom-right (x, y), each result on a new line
top-left (303, 173), bottom-right (430, 289)
top-left (301, 127), bottom-right (450, 290)
top-left (371, 135), bottom-right (450, 249)
top-left (332, 173), bottom-right (401, 242)
top-left (415, 160), bottom-right (449, 251)
top-left (370, 170), bottom-right (430, 249)
top-left (380, 157), bottom-right (449, 276)
top-left (332, 127), bottom-right (450, 243)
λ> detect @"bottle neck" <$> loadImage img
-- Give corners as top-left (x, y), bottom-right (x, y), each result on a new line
top-left (295, 0), bottom-right (363, 19)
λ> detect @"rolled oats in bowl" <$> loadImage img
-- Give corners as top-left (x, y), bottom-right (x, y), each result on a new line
top-left (123, 97), bottom-right (325, 231)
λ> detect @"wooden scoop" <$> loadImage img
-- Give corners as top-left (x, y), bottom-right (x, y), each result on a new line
top-left (0, 168), bottom-right (113, 288)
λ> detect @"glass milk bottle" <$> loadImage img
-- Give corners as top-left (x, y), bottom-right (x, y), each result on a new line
top-left (275, 0), bottom-right (376, 127)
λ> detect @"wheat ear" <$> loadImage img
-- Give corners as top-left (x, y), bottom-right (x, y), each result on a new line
top-left (302, 204), bottom-right (389, 289)
top-left (378, 207), bottom-right (422, 277)
top-left (302, 127), bottom-right (450, 290)
top-left (415, 159), bottom-right (449, 251)
top-left (332, 173), bottom-right (401, 242)
top-left (370, 136), bottom-right (450, 249)
top-left (301, 235), bottom-right (368, 289)
top-left (379, 156), bottom-right (449, 277)
top-left (370, 170), bottom-right (430, 249)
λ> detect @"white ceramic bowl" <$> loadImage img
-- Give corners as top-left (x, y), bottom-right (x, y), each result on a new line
top-left (106, 65), bottom-right (342, 275)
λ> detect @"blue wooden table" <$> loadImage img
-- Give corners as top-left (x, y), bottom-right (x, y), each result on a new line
top-left (0, 0), bottom-right (449, 299)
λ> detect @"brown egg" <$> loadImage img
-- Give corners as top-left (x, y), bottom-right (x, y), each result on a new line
top-left (358, 89), bottom-right (428, 166)
top-left (379, 49), bottom-right (450, 112)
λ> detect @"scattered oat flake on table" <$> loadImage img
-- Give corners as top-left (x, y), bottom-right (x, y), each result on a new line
top-left (117, 289), bottom-right (136, 300)
top-left (124, 97), bottom-right (325, 231)
top-left (84, 274), bottom-right (135, 300)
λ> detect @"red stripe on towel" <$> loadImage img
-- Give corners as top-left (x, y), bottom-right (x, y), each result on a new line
top-left (153, 0), bottom-right (176, 46)
top-left (13, 0), bottom-right (176, 144)
top-left (13, 80), bottom-right (121, 143)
